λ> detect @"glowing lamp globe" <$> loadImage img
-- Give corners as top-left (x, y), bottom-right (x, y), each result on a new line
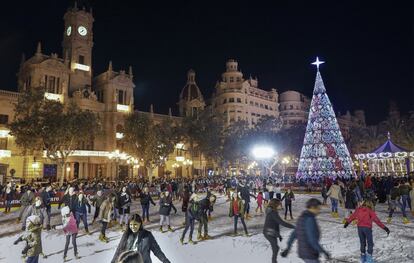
top-left (252, 146), bottom-right (275, 159)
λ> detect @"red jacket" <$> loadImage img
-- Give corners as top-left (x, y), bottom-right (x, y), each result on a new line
top-left (364, 176), bottom-right (372, 189)
top-left (346, 207), bottom-right (385, 229)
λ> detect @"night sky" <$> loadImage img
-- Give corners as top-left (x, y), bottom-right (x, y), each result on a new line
top-left (0, 0), bottom-right (412, 124)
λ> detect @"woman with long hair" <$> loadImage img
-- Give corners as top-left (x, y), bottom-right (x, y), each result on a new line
top-left (112, 214), bottom-right (171, 263)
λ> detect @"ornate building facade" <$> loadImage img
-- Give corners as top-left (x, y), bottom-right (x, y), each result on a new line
top-left (0, 4), bottom-right (200, 182)
top-left (213, 59), bottom-right (279, 126)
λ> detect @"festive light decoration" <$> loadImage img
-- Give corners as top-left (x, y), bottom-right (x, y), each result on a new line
top-left (252, 146), bottom-right (276, 159)
top-left (296, 58), bottom-right (354, 180)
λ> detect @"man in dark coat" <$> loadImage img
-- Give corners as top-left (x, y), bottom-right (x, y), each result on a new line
top-left (282, 198), bottom-right (330, 263)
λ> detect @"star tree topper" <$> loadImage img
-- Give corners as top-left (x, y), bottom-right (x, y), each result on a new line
top-left (311, 57), bottom-right (325, 70)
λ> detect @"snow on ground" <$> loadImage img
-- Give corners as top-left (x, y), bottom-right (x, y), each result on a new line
top-left (1, 194), bottom-right (413, 263)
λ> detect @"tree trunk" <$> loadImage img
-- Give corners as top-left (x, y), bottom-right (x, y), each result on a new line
top-left (59, 163), bottom-right (65, 186)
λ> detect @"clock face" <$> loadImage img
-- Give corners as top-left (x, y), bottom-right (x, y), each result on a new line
top-left (78, 26), bottom-right (87, 36)
top-left (66, 26), bottom-right (72, 36)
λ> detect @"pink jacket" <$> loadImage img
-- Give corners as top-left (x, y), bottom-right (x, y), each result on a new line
top-left (257, 193), bottom-right (263, 205)
top-left (63, 214), bottom-right (78, 235)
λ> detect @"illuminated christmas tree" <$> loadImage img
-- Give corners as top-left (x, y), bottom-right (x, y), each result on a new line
top-left (296, 58), bottom-right (354, 181)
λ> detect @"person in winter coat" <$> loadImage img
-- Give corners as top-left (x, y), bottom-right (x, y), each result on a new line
top-left (229, 192), bottom-right (248, 236)
top-left (3, 182), bottom-right (14, 213)
top-left (263, 199), bottom-right (295, 263)
top-left (274, 184), bottom-right (282, 200)
top-left (112, 214), bottom-right (171, 263)
top-left (399, 179), bottom-right (412, 224)
top-left (344, 185), bottom-right (357, 223)
top-left (256, 191), bottom-right (264, 214)
top-left (180, 193), bottom-right (199, 244)
top-left (75, 192), bottom-right (91, 234)
top-left (39, 186), bottom-right (54, 231)
top-left (99, 194), bottom-right (115, 243)
top-left (344, 200), bottom-right (390, 263)
top-left (281, 198), bottom-right (331, 263)
top-left (181, 186), bottom-right (190, 214)
top-left (159, 191), bottom-right (177, 232)
top-left (238, 183), bottom-right (256, 219)
top-left (21, 196), bottom-right (49, 231)
top-left (282, 188), bottom-right (295, 220)
top-left (19, 188), bottom-right (35, 222)
top-left (61, 206), bottom-right (79, 261)
top-left (327, 181), bottom-right (342, 218)
top-left (14, 215), bottom-right (43, 263)
top-left (139, 187), bottom-right (156, 223)
top-left (119, 187), bottom-right (132, 230)
top-left (90, 190), bottom-right (105, 224)
top-left (59, 187), bottom-right (78, 213)
top-left (197, 193), bottom-right (215, 240)
top-left (387, 181), bottom-right (407, 224)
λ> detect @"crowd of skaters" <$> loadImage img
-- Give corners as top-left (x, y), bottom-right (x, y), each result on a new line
top-left (0, 172), bottom-right (413, 263)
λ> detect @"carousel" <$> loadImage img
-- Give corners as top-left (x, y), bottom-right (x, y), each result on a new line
top-left (354, 133), bottom-right (414, 176)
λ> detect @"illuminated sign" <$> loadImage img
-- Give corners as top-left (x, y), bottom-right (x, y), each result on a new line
top-left (72, 63), bottom-right (90, 72)
top-left (44, 93), bottom-right (63, 101)
top-left (116, 132), bottom-right (124, 139)
top-left (117, 104), bottom-right (130, 112)
top-left (176, 156), bottom-right (185, 162)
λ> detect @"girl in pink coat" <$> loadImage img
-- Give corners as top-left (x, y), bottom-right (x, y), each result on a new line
top-left (61, 206), bottom-right (79, 261)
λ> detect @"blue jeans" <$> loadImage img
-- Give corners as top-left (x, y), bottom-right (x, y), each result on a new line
top-left (142, 204), bottom-right (150, 221)
top-left (401, 195), bottom-right (409, 216)
top-left (26, 256), bottom-right (39, 263)
top-left (357, 226), bottom-right (374, 255)
top-left (75, 212), bottom-right (89, 231)
top-left (330, 198), bottom-right (338, 213)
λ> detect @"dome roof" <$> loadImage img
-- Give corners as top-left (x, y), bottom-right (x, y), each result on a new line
top-left (180, 69), bottom-right (204, 102)
top-left (180, 83), bottom-right (204, 101)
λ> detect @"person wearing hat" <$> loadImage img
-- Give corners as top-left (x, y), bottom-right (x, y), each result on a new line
top-left (281, 198), bottom-right (331, 263)
top-left (61, 206), bottom-right (79, 261)
top-left (14, 215), bottom-right (43, 263)
top-left (112, 214), bottom-right (171, 263)
top-left (263, 198), bottom-right (295, 263)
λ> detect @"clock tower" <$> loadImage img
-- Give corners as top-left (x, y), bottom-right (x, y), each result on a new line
top-left (62, 3), bottom-right (94, 94)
